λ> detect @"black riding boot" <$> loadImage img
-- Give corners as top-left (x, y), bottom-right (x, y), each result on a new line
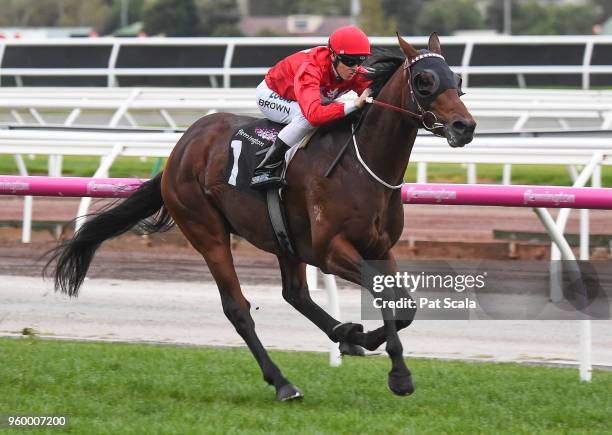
top-left (251, 138), bottom-right (290, 189)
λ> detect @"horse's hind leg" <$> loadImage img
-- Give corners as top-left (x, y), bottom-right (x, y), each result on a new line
top-left (172, 202), bottom-right (302, 401)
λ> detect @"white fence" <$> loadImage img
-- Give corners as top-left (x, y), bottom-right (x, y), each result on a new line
top-left (2, 129), bottom-right (611, 174)
top-left (3, 86), bottom-right (607, 191)
top-left (1, 35), bottom-right (612, 88)
top-left (1, 128), bottom-right (610, 248)
top-left (3, 87), bottom-right (612, 131)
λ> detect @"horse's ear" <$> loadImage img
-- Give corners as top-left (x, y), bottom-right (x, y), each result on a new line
top-left (428, 32), bottom-right (442, 55)
top-left (396, 32), bottom-right (419, 60)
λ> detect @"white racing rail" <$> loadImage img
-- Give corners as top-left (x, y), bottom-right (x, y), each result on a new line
top-left (3, 87), bottom-right (612, 131)
top-left (1, 35), bottom-right (612, 88)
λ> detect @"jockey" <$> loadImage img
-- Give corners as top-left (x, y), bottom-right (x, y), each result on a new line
top-left (251, 25), bottom-right (373, 188)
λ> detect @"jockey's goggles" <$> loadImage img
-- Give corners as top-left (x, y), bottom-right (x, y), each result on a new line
top-left (336, 54), bottom-right (367, 67)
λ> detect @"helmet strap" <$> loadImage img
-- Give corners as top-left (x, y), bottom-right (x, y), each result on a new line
top-left (328, 45), bottom-right (342, 80)
top-left (332, 55), bottom-right (341, 69)
top-left (331, 58), bottom-right (342, 81)
top-left (328, 44), bottom-right (341, 67)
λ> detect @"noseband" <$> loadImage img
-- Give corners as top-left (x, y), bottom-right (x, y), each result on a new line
top-left (365, 52), bottom-right (446, 135)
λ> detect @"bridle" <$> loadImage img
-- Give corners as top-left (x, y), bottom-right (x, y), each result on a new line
top-left (327, 52), bottom-right (458, 189)
top-left (365, 52), bottom-right (447, 136)
top-left (347, 52), bottom-right (451, 189)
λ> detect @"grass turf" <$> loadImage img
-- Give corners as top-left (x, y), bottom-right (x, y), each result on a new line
top-left (1, 155), bottom-right (612, 187)
top-left (1, 337), bottom-right (611, 434)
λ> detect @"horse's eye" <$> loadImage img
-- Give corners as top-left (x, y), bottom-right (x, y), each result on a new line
top-left (414, 72), bottom-right (436, 96)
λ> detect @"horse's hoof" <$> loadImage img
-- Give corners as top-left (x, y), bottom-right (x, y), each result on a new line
top-left (331, 322), bottom-right (363, 342)
top-left (276, 383), bottom-right (303, 402)
top-left (339, 341), bottom-right (366, 356)
top-left (387, 373), bottom-right (414, 396)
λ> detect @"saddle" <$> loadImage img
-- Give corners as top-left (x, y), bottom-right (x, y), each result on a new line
top-left (225, 118), bottom-right (349, 256)
top-left (224, 119), bottom-right (297, 255)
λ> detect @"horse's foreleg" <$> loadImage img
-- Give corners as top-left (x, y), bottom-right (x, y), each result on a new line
top-left (357, 251), bottom-right (416, 351)
top-left (278, 257), bottom-right (365, 354)
top-left (324, 236), bottom-right (414, 396)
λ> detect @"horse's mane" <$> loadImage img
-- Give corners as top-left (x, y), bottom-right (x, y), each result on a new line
top-left (317, 48), bottom-right (405, 136)
top-left (363, 48), bottom-right (405, 97)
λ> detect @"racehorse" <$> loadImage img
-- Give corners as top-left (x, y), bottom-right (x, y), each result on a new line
top-left (48, 33), bottom-right (475, 401)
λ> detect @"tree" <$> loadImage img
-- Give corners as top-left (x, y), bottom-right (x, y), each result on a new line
top-left (0, 0), bottom-right (59, 27)
top-left (101, 0), bottom-right (146, 34)
top-left (512, 1), bottom-right (556, 35)
top-left (0, 0), bottom-right (119, 33)
top-left (196, 0), bottom-right (242, 36)
top-left (418, 0), bottom-right (485, 36)
top-left (488, 0), bottom-right (596, 35)
top-left (142, 0), bottom-right (199, 36)
top-left (485, 0), bottom-right (515, 33)
top-left (552, 3), bottom-right (595, 35)
top-left (381, 0), bottom-right (423, 35)
top-left (590, 0), bottom-right (612, 24)
top-left (56, 0), bottom-right (115, 31)
top-left (359, 0), bottom-right (396, 36)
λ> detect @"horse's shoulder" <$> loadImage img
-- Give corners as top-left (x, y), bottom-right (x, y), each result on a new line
top-left (316, 113), bottom-right (358, 137)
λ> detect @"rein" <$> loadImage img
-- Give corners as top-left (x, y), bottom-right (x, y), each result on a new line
top-left (364, 97), bottom-right (421, 119)
top-left (364, 97), bottom-right (440, 131)
top-left (365, 53), bottom-right (447, 133)
top-left (325, 52), bottom-right (448, 187)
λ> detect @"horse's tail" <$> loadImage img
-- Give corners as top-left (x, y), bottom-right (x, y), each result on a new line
top-left (44, 172), bottom-right (174, 297)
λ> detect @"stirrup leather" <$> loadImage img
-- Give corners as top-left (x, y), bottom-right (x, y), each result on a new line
top-left (251, 171), bottom-right (284, 187)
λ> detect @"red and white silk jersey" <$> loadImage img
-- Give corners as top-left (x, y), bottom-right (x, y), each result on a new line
top-left (264, 46), bottom-right (371, 126)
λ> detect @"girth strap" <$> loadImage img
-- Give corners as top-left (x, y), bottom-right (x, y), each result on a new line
top-left (266, 188), bottom-right (296, 256)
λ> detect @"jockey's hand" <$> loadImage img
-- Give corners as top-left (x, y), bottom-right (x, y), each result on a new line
top-left (355, 88), bottom-right (372, 109)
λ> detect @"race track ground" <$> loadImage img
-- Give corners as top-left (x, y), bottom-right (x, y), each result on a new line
top-left (2, 275), bottom-right (612, 366)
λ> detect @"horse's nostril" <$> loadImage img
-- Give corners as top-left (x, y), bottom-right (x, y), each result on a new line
top-left (453, 119), bottom-right (476, 136)
top-left (452, 120), bottom-right (467, 133)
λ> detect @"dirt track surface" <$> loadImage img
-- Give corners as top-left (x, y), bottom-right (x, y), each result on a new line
top-left (2, 274), bottom-right (612, 367)
top-left (0, 241), bottom-right (284, 285)
top-left (2, 196), bottom-right (612, 243)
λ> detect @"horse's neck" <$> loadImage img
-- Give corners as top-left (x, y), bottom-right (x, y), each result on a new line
top-left (356, 68), bottom-right (418, 188)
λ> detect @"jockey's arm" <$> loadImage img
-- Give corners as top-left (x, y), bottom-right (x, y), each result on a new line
top-left (294, 67), bottom-right (348, 126)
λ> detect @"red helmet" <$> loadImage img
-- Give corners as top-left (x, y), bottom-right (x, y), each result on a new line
top-left (328, 26), bottom-right (371, 56)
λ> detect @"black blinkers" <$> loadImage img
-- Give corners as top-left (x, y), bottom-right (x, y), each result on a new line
top-left (410, 54), bottom-right (464, 109)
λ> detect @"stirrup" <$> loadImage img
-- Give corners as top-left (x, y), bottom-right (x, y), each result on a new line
top-left (251, 169), bottom-right (285, 190)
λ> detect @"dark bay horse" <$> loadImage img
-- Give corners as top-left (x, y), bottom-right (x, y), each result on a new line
top-left (48, 34), bottom-right (475, 401)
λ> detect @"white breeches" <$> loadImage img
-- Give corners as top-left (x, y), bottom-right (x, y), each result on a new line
top-left (255, 80), bottom-right (315, 148)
